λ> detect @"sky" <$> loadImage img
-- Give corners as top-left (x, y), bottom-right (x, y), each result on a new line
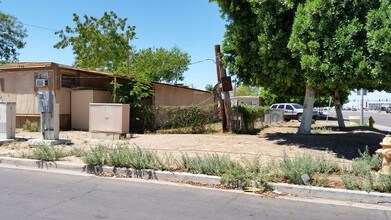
top-left (1, 0), bottom-right (226, 90)
top-left (1, 0), bottom-right (390, 106)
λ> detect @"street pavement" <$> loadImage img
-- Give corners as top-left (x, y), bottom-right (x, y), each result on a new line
top-left (0, 167), bottom-right (390, 220)
top-left (325, 110), bottom-right (391, 131)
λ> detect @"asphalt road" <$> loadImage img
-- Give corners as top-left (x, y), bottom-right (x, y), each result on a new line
top-left (0, 168), bottom-right (390, 220)
top-left (326, 110), bottom-right (391, 130)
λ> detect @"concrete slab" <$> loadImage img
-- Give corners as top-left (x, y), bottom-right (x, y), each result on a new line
top-left (27, 139), bottom-right (72, 146)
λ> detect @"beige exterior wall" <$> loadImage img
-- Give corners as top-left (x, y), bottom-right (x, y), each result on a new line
top-left (0, 71), bottom-right (39, 115)
top-left (71, 90), bottom-right (112, 130)
top-left (153, 84), bottom-right (213, 106)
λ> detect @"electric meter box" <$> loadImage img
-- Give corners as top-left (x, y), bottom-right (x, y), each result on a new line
top-left (37, 90), bottom-right (53, 113)
top-left (0, 102), bottom-right (16, 139)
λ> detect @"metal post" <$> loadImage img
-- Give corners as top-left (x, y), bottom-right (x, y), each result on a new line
top-left (360, 88), bottom-right (364, 125)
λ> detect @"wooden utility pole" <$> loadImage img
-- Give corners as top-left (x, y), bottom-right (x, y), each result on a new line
top-left (214, 45), bottom-right (234, 132)
top-left (215, 45), bottom-right (227, 132)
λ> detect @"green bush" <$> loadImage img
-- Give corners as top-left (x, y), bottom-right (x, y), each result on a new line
top-left (82, 145), bottom-right (109, 166)
top-left (155, 104), bottom-right (217, 133)
top-left (30, 144), bottom-right (68, 161)
top-left (233, 105), bottom-right (267, 132)
top-left (341, 148), bottom-right (381, 192)
top-left (22, 119), bottom-right (40, 132)
top-left (179, 153), bottom-right (234, 176)
top-left (221, 156), bottom-right (270, 190)
top-left (279, 153), bottom-right (340, 185)
top-left (374, 171), bottom-right (391, 193)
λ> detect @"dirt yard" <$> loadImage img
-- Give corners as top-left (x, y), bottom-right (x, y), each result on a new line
top-left (0, 121), bottom-right (388, 166)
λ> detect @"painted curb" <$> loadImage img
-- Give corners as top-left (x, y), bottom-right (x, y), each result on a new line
top-left (1, 157), bottom-right (390, 204)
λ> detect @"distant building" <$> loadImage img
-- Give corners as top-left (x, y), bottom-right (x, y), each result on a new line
top-left (231, 96), bottom-right (260, 106)
top-left (367, 101), bottom-right (391, 110)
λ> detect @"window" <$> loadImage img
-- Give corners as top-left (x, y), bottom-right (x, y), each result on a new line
top-left (286, 105), bottom-right (293, 110)
top-left (61, 73), bottom-right (77, 88)
top-left (270, 105), bottom-right (277, 109)
top-left (278, 105), bottom-right (285, 109)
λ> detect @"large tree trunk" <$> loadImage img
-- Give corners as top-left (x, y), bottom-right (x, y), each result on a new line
top-left (298, 85), bottom-right (316, 134)
top-left (332, 90), bottom-right (345, 128)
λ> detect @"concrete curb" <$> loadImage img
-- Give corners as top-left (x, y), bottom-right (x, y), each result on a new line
top-left (1, 157), bottom-right (390, 204)
top-left (270, 183), bottom-right (391, 204)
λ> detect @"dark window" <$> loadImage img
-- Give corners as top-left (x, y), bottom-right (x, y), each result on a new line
top-left (278, 105), bottom-right (285, 109)
top-left (61, 73), bottom-right (77, 88)
top-left (270, 105), bottom-right (277, 109)
top-left (286, 105), bottom-right (293, 110)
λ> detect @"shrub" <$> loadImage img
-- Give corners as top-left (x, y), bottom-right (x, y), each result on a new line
top-left (279, 153), bottom-right (339, 185)
top-left (374, 171), bottom-right (391, 193)
top-left (233, 105), bottom-right (266, 132)
top-left (341, 148), bottom-right (381, 192)
top-left (221, 156), bottom-right (270, 190)
top-left (178, 153), bottom-right (233, 176)
top-left (157, 104), bottom-right (218, 134)
top-left (70, 147), bottom-right (87, 157)
top-left (82, 145), bottom-right (109, 166)
top-left (30, 144), bottom-right (68, 161)
top-left (22, 119), bottom-right (40, 132)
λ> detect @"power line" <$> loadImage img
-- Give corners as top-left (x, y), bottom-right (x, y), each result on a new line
top-left (22, 22), bottom-right (59, 32)
top-left (188, 59), bottom-right (216, 65)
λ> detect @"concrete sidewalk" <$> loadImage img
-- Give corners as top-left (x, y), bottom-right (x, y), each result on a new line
top-left (1, 156), bottom-right (390, 206)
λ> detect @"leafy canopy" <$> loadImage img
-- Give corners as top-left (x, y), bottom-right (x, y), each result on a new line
top-left (54, 11), bottom-right (135, 72)
top-left (0, 10), bottom-right (27, 62)
top-left (127, 46), bottom-right (190, 84)
top-left (366, 0), bottom-right (391, 92)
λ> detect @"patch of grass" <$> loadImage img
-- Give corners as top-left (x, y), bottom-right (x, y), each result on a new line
top-left (279, 153), bottom-right (340, 185)
top-left (30, 144), bottom-right (68, 161)
top-left (311, 126), bottom-right (332, 134)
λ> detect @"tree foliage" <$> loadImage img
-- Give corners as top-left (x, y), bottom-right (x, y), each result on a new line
top-left (212, 0), bottom-right (389, 133)
top-left (212, 0), bottom-right (304, 96)
top-left (128, 46), bottom-right (190, 84)
top-left (366, 0), bottom-right (391, 92)
top-left (54, 11), bottom-right (135, 72)
top-left (0, 10), bottom-right (27, 62)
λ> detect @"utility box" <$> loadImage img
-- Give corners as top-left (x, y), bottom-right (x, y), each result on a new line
top-left (0, 102), bottom-right (16, 139)
top-left (89, 103), bottom-right (130, 134)
top-left (71, 90), bottom-right (112, 130)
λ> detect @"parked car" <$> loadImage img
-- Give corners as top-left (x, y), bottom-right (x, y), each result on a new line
top-left (386, 107), bottom-right (391, 113)
top-left (270, 103), bottom-right (319, 122)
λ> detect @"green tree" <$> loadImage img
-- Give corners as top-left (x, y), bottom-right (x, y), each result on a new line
top-left (0, 10), bottom-right (27, 62)
top-left (288, 0), bottom-right (381, 133)
top-left (129, 46), bottom-right (190, 84)
top-left (234, 85), bottom-right (260, 96)
top-left (54, 11), bottom-right (135, 72)
top-left (213, 0), bottom-right (386, 133)
top-left (205, 84), bottom-right (214, 92)
top-left (366, 0), bottom-right (391, 92)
